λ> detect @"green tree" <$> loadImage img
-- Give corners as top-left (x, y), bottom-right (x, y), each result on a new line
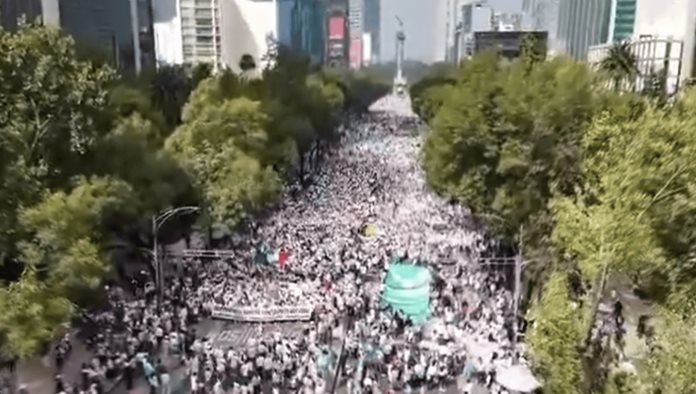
top-left (520, 33), bottom-right (546, 71)
top-left (0, 25), bottom-right (114, 268)
top-left (640, 310), bottom-right (696, 394)
top-left (0, 176), bottom-right (135, 358)
top-left (527, 271), bottom-right (584, 394)
top-left (581, 94), bottom-right (696, 312)
top-left (600, 41), bottom-right (639, 92)
top-left (149, 64), bottom-right (192, 129)
top-left (167, 97), bottom-right (280, 226)
top-left (108, 85), bottom-right (167, 143)
top-left (0, 25), bottom-right (114, 184)
top-left (409, 74), bottom-right (456, 122)
top-left (91, 114), bottom-right (195, 219)
top-left (20, 178), bottom-right (135, 288)
top-left (546, 90), bottom-right (696, 390)
top-left (239, 54), bottom-right (257, 72)
top-left (423, 54), bottom-right (598, 245)
top-left (190, 63), bottom-right (213, 87)
top-left (641, 67), bottom-right (668, 105)
top-left (0, 270), bottom-right (73, 359)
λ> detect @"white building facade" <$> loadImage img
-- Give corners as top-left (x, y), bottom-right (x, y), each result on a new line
top-left (461, 1), bottom-right (494, 59)
top-left (362, 31), bottom-right (372, 66)
top-left (180, 0), bottom-right (222, 68)
top-left (219, 0), bottom-right (279, 72)
top-left (522, 0), bottom-right (560, 52)
top-left (431, 0), bottom-right (449, 62)
top-left (153, 0), bottom-right (280, 72)
top-left (587, 0), bottom-right (696, 93)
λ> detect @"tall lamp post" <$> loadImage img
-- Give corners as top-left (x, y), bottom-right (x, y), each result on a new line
top-left (152, 206), bottom-right (200, 313)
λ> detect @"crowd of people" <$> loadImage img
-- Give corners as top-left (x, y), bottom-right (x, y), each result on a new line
top-left (40, 95), bottom-right (534, 394)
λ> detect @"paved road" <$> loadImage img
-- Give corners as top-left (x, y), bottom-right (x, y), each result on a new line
top-left (17, 331), bottom-right (98, 394)
top-left (200, 320), bottom-right (311, 349)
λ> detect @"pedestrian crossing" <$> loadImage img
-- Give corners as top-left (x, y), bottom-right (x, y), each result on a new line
top-left (210, 322), bottom-right (310, 349)
top-left (213, 325), bottom-right (257, 349)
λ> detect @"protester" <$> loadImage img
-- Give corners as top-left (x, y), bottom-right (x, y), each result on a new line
top-left (43, 95), bottom-right (525, 394)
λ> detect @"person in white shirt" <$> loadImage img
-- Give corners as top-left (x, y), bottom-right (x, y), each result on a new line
top-left (190, 372), bottom-right (199, 394)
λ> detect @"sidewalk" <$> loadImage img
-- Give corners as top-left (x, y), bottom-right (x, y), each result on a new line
top-left (108, 356), bottom-right (186, 394)
top-left (17, 330), bottom-right (94, 394)
top-left (17, 330), bottom-right (183, 394)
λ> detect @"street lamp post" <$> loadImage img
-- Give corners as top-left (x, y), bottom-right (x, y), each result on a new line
top-left (152, 206), bottom-right (200, 313)
top-left (480, 256), bottom-right (529, 354)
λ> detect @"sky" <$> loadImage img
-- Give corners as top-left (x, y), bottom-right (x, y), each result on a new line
top-left (379, 0), bottom-right (522, 63)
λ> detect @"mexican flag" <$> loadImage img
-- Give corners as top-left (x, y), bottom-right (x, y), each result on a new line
top-left (266, 248), bottom-right (289, 269)
top-left (278, 249), bottom-right (289, 269)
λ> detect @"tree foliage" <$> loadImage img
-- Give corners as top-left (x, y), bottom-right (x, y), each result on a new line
top-left (600, 41), bottom-right (638, 92)
top-left (423, 52), bottom-right (599, 246)
top-left (167, 98), bottom-right (281, 226)
top-left (0, 270), bottom-right (73, 359)
top-left (640, 310), bottom-right (696, 394)
top-left (0, 25), bottom-right (114, 262)
top-left (547, 86), bottom-right (696, 393)
top-left (419, 49), bottom-right (696, 392)
top-left (409, 73), bottom-right (456, 123)
top-left (527, 271), bottom-right (584, 394)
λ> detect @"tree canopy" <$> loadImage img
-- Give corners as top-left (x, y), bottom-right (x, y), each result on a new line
top-left (415, 48), bottom-right (696, 392)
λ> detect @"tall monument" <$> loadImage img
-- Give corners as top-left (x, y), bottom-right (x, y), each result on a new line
top-left (394, 15), bottom-right (407, 95)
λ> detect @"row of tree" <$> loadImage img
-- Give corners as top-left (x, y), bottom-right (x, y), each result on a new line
top-left (0, 24), bottom-right (389, 359)
top-left (412, 45), bottom-right (696, 393)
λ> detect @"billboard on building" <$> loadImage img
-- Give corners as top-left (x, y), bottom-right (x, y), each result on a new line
top-left (474, 31), bottom-right (548, 60)
top-left (329, 16), bottom-right (345, 40)
top-left (349, 37), bottom-right (362, 69)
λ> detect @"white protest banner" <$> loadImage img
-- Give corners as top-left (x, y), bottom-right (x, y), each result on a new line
top-left (212, 304), bottom-right (313, 322)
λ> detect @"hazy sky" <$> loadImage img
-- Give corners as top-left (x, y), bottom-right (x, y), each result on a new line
top-left (379, 0), bottom-right (522, 63)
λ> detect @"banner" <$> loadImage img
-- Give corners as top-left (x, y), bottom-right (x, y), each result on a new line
top-left (212, 305), bottom-right (313, 322)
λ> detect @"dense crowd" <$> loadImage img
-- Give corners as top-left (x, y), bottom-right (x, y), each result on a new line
top-left (44, 95), bottom-right (533, 394)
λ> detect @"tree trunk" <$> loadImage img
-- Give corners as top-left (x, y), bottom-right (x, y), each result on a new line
top-left (581, 261), bottom-right (610, 393)
top-left (584, 262), bottom-right (610, 349)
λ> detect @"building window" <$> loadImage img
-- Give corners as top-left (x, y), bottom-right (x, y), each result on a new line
top-left (196, 18), bottom-right (213, 26)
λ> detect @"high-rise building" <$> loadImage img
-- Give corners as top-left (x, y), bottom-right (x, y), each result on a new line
top-left (461, 1), bottom-right (493, 58)
top-left (152, 0), bottom-right (184, 65)
top-left (348, 0), bottom-right (363, 38)
top-left (0, 0), bottom-right (42, 31)
top-left (285, 0), bottom-right (327, 65)
top-left (363, 0), bottom-right (380, 63)
top-left (57, 0), bottom-right (155, 73)
top-left (493, 12), bottom-right (523, 31)
top-left (444, 0), bottom-right (463, 61)
top-left (521, 0), bottom-right (560, 51)
top-left (361, 31), bottom-right (372, 65)
top-left (432, 0), bottom-right (449, 62)
top-left (474, 30), bottom-right (548, 59)
top-left (0, 0), bottom-right (152, 73)
top-left (326, 2), bottom-right (349, 68)
top-left (347, 0), bottom-right (363, 68)
top-left (588, 0), bottom-right (696, 92)
top-left (557, 0), bottom-right (612, 59)
top-left (608, 0), bottom-right (635, 42)
top-left (178, 0), bottom-right (222, 69)
top-left (219, 0), bottom-right (280, 72)
top-left (154, 0), bottom-right (284, 72)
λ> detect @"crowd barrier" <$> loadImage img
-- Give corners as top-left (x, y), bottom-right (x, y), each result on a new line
top-left (211, 305), bottom-right (313, 322)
